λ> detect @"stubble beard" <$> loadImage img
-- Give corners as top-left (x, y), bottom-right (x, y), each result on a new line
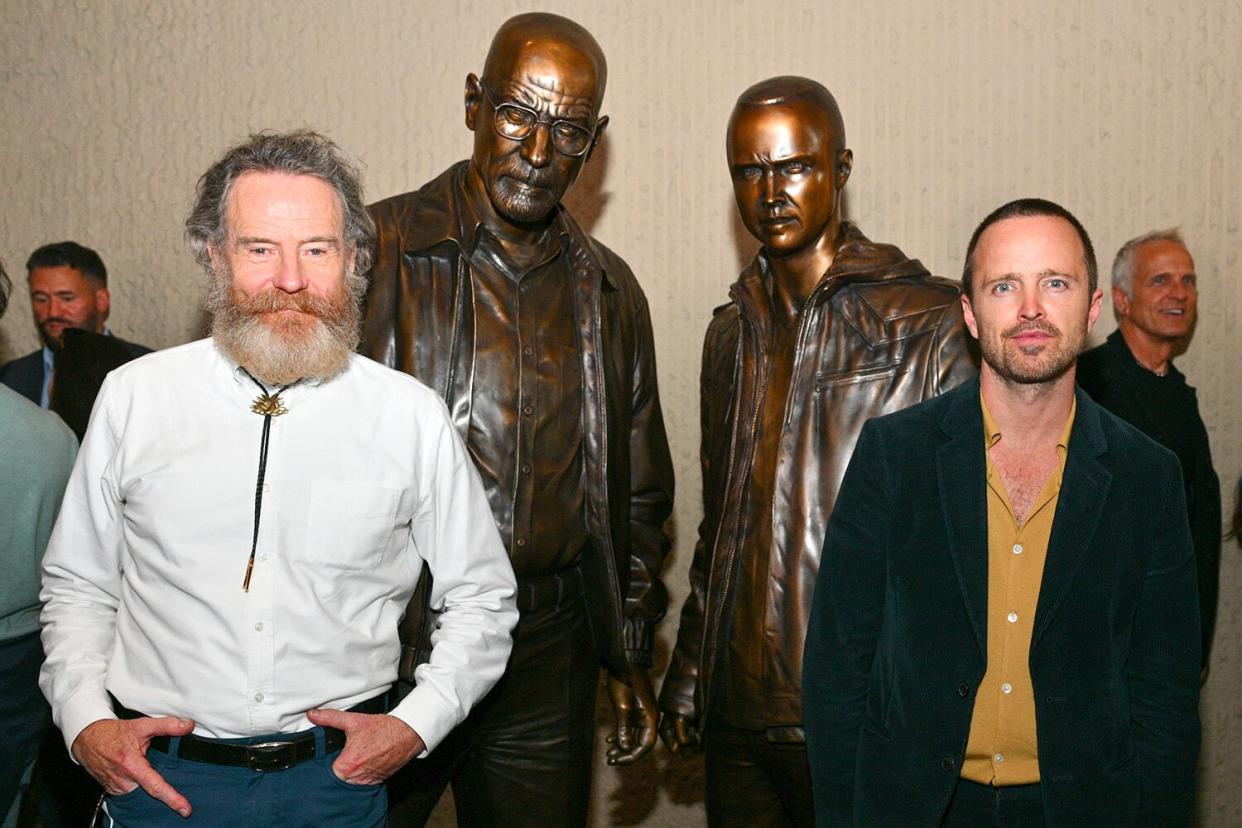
top-left (982, 319), bottom-right (1084, 386)
top-left (38, 312), bottom-right (103, 350)
top-left (207, 261), bottom-right (365, 387)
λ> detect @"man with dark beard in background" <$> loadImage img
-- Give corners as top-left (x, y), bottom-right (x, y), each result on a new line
top-left (1, 241), bottom-right (150, 409)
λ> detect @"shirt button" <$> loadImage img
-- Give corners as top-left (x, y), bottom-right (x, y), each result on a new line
top-left (516, 537), bottom-right (527, 547)
top-left (941, 756), bottom-right (955, 772)
top-left (254, 692), bottom-right (265, 703)
top-left (1012, 544), bottom-right (1023, 555)
top-left (1007, 612), bottom-right (1018, 623)
top-left (254, 622), bottom-right (264, 632)
top-left (522, 405), bottom-right (533, 417)
top-left (257, 553), bottom-right (268, 562)
top-left (523, 346), bottom-right (533, 356)
top-left (1001, 682), bottom-right (1013, 694)
top-left (521, 463), bottom-right (531, 475)
top-left (262, 483), bottom-right (272, 494)
top-left (994, 753), bottom-right (1005, 763)
top-left (957, 682), bottom-right (970, 697)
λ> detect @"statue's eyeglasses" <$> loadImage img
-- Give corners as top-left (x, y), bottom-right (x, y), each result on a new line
top-left (480, 85), bottom-right (597, 158)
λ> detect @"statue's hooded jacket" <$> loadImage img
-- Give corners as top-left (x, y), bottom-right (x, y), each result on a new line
top-left (660, 223), bottom-right (975, 730)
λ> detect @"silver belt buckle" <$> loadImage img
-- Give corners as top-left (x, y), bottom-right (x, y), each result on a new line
top-left (245, 740), bottom-right (299, 772)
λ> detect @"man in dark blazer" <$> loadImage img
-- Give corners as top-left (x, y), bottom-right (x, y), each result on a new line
top-left (803, 198), bottom-right (1201, 827)
top-left (0, 241), bottom-right (149, 407)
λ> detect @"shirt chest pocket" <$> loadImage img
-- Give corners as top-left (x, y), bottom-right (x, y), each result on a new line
top-left (304, 481), bottom-right (402, 570)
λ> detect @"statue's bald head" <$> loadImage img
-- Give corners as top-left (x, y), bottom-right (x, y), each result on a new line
top-left (729, 76), bottom-right (846, 157)
top-left (481, 12), bottom-right (608, 118)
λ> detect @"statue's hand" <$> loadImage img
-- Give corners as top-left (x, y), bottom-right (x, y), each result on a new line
top-left (658, 711), bottom-right (701, 754)
top-left (605, 667), bottom-right (658, 765)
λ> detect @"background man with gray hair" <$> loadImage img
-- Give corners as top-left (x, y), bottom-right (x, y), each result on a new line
top-left (38, 130), bottom-right (517, 826)
top-left (1077, 228), bottom-right (1220, 676)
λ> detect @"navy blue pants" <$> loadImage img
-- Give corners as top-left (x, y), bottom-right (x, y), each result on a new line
top-left (101, 729), bottom-right (386, 827)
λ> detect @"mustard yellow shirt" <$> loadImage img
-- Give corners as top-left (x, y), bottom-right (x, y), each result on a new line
top-left (961, 394), bottom-right (1075, 785)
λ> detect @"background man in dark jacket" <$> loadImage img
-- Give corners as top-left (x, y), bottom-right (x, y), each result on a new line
top-left (359, 13), bottom-right (674, 828)
top-left (0, 241), bottom-right (150, 407)
top-left (1077, 228), bottom-right (1220, 679)
top-left (805, 198), bottom-right (1201, 827)
top-left (658, 76), bottom-right (973, 827)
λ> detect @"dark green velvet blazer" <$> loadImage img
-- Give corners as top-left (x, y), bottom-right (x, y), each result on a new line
top-left (803, 375), bottom-right (1201, 828)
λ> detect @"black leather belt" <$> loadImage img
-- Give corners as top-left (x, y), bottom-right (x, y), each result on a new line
top-left (110, 692), bottom-right (388, 773)
top-left (515, 564), bottom-right (583, 612)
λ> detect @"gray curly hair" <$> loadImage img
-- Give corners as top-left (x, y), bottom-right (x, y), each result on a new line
top-left (185, 130), bottom-right (374, 277)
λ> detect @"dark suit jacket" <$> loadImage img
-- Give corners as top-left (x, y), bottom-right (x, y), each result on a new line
top-left (0, 349), bottom-right (43, 403)
top-left (0, 335), bottom-right (151, 407)
top-left (803, 376), bottom-right (1201, 827)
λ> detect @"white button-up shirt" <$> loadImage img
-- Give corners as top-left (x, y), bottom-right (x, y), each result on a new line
top-left (39, 339), bottom-right (517, 755)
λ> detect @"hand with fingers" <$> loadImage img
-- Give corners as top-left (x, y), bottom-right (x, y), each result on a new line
top-left (73, 716), bottom-right (196, 817)
top-left (605, 666), bottom-right (658, 765)
top-left (657, 711), bottom-right (701, 754)
top-left (305, 708), bottom-right (425, 786)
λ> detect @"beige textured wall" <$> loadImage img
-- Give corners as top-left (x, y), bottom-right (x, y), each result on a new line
top-left (2, 1), bottom-right (1238, 825)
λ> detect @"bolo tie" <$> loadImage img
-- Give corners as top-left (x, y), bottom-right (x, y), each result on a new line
top-left (240, 369), bottom-right (299, 592)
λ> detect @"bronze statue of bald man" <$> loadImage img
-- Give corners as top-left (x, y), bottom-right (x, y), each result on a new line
top-left (658, 76), bottom-right (975, 826)
top-left (360, 12), bottom-right (673, 827)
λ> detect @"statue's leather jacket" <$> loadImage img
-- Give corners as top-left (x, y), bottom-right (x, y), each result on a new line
top-left (659, 223), bottom-right (976, 729)
top-left (359, 162), bottom-right (674, 678)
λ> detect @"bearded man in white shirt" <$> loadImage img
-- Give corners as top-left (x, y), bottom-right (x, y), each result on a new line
top-left (38, 130), bottom-right (518, 828)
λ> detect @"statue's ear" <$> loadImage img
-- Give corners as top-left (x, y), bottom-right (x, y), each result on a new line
top-left (836, 148), bottom-right (853, 190)
top-left (584, 115), bottom-right (609, 162)
top-left (465, 74), bottom-right (483, 131)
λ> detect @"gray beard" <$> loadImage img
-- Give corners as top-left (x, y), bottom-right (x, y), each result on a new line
top-left (207, 264), bottom-right (365, 387)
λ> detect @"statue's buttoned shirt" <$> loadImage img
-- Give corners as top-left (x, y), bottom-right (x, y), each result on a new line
top-left (463, 212), bottom-right (587, 576)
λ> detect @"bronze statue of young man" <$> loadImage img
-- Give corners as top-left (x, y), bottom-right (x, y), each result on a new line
top-left (658, 76), bottom-right (975, 827)
top-left (360, 12), bottom-right (674, 828)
